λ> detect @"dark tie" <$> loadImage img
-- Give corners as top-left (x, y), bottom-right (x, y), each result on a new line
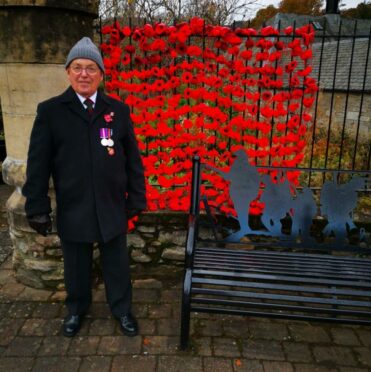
top-left (84, 98), bottom-right (94, 115)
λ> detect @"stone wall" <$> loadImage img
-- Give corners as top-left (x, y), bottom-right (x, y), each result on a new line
top-left (128, 213), bottom-right (189, 265)
top-left (0, 1), bottom-right (97, 64)
top-left (7, 210), bottom-right (194, 290)
top-left (315, 91), bottom-right (370, 139)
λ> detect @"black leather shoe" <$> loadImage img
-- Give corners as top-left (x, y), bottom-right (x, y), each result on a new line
top-left (63, 315), bottom-right (82, 337)
top-left (119, 313), bottom-right (138, 337)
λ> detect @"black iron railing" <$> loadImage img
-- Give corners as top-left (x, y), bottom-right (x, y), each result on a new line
top-left (98, 17), bottom-right (371, 191)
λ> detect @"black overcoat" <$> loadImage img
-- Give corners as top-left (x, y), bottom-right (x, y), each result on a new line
top-left (23, 86), bottom-right (146, 243)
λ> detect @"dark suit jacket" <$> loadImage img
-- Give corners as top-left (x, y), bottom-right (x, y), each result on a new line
top-left (23, 86), bottom-right (146, 243)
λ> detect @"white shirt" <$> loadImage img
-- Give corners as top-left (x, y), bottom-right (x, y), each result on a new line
top-left (76, 92), bottom-right (98, 109)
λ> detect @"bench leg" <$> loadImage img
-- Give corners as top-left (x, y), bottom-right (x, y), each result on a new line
top-left (180, 269), bottom-right (192, 350)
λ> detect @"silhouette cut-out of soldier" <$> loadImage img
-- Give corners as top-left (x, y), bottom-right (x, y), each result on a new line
top-left (290, 186), bottom-right (317, 242)
top-left (260, 173), bottom-right (293, 237)
top-left (206, 149), bottom-right (260, 241)
top-left (320, 173), bottom-right (364, 244)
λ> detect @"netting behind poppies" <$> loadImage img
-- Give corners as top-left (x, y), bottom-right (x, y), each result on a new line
top-left (100, 18), bottom-right (318, 215)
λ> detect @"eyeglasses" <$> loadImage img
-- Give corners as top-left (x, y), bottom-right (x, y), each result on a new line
top-left (70, 65), bottom-right (100, 75)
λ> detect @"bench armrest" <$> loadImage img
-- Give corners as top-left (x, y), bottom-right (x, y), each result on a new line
top-left (185, 214), bottom-right (198, 267)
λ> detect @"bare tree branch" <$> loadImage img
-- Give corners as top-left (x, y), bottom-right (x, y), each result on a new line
top-left (99, 0), bottom-right (257, 25)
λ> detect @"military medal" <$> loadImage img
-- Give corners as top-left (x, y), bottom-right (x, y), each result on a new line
top-left (100, 127), bottom-right (115, 155)
top-left (102, 112), bottom-right (115, 156)
top-left (100, 128), bottom-right (114, 147)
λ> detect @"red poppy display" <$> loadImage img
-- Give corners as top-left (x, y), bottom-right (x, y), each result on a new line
top-left (101, 18), bottom-right (318, 218)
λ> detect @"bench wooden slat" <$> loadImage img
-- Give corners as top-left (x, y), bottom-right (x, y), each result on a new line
top-left (191, 287), bottom-right (371, 307)
top-left (191, 298), bottom-right (371, 318)
top-left (199, 240), bottom-right (371, 254)
top-left (192, 277), bottom-right (371, 297)
top-left (193, 261), bottom-right (371, 281)
top-left (196, 247), bottom-right (371, 268)
top-left (192, 269), bottom-right (371, 288)
top-left (191, 306), bottom-right (371, 325)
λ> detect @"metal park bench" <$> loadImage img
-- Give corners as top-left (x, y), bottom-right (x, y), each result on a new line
top-left (180, 155), bottom-right (371, 349)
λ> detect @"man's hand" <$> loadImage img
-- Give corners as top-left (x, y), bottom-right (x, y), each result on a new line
top-left (27, 214), bottom-right (52, 236)
top-left (127, 209), bottom-right (142, 219)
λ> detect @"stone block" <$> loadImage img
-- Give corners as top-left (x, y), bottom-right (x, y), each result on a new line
top-left (0, 115), bottom-right (34, 161)
top-left (354, 347), bottom-right (371, 368)
top-left (0, 281), bottom-right (25, 299)
top-left (142, 335), bottom-right (179, 354)
top-left (1, 158), bottom-right (27, 188)
top-left (35, 235), bottom-right (61, 248)
top-left (137, 319), bottom-right (156, 335)
top-left (32, 302), bottom-right (61, 318)
top-left (158, 230), bottom-right (186, 245)
top-left (97, 336), bottom-right (141, 355)
top-left (242, 340), bottom-right (285, 361)
top-left (89, 319), bottom-right (116, 336)
top-left (161, 246), bottom-right (185, 261)
top-left (157, 356), bottom-right (202, 372)
top-left (0, 6), bottom-right (97, 63)
top-left (288, 324), bottom-right (331, 343)
top-left (133, 278), bottom-right (162, 289)
top-left (24, 258), bottom-right (60, 272)
top-left (18, 287), bottom-right (52, 300)
top-left (50, 290), bottom-right (66, 301)
top-left (137, 225), bottom-right (156, 233)
top-left (330, 327), bottom-right (360, 346)
top-left (3, 336), bottom-right (42, 356)
top-left (0, 318), bottom-right (25, 346)
top-left (283, 342), bottom-right (313, 363)
top-left (131, 249), bottom-right (152, 263)
top-left (294, 366), bottom-right (342, 372)
top-left (0, 357), bottom-right (34, 371)
top-left (231, 359), bottom-right (264, 372)
top-left (132, 288), bottom-right (160, 303)
top-left (222, 318), bottom-right (249, 337)
top-left (148, 303), bottom-right (172, 319)
top-left (198, 227), bottom-right (216, 240)
top-left (313, 346), bottom-right (357, 366)
top-left (45, 248), bottom-right (63, 257)
top-left (7, 302), bottom-right (35, 318)
top-left (68, 336), bottom-right (100, 356)
top-left (80, 356), bottom-right (112, 372)
top-left (347, 111), bottom-right (359, 121)
top-left (127, 233), bottom-right (145, 248)
top-left (111, 355), bottom-right (156, 372)
top-left (192, 336), bottom-right (212, 356)
top-left (357, 330), bottom-right (371, 346)
top-left (249, 321), bottom-right (289, 341)
top-left (213, 337), bottom-right (241, 357)
top-left (203, 357), bottom-right (233, 371)
top-left (262, 361), bottom-right (294, 372)
top-left (160, 289), bottom-right (181, 303)
top-left (32, 357), bottom-right (81, 372)
top-left (157, 318), bottom-right (181, 336)
top-left (19, 318), bottom-right (49, 336)
top-left (198, 318), bottom-right (223, 336)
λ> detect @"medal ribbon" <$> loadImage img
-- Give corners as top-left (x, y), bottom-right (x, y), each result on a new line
top-left (100, 128), bottom-right (112, 139)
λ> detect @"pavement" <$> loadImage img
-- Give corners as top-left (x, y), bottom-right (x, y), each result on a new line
top-left (0, 184), bottom-right (371, 372)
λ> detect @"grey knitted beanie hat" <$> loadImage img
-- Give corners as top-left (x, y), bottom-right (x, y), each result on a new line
top-left (65, 37), bottom-right (105, 72)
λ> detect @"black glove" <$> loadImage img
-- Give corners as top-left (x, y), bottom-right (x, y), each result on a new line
top-left (127, 209), bottom-right (143, 219)
top-left (27, 214), bottom-right (52, 236)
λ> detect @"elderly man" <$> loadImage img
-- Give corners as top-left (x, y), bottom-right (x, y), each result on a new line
top-left (23, 37), bottom-right (146, 337)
